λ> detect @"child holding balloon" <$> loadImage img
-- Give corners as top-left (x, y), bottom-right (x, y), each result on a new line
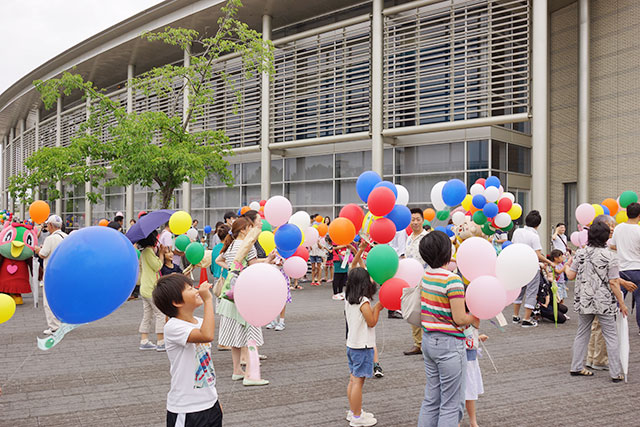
top-left (464, 327), bottom-right (487, 427)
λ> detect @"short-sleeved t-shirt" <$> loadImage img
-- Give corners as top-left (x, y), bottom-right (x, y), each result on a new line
top-left (39, 230), bottom-right (67, 269)
top-left (610, 223), bottom-right (640, 271)
top-left (161, 263), bottom-right (183, 276)
top-left (552, 234), bottom-right (568, 252)
top-left (405, 230), bottom-right (427, 263)
top-left (222, 239), bottom-right (257, 268)
top-left (209, 243), bottom-right (228, 279)
top-left (159, 229), bottom-right (182, 267)
top-left (164, 317), bottom-right (218, 414)
top-left (333, 247), bottom-right (352, 273)
top-left (140, 247), bottom-right (163, 299)
top-left (512, 226), bottom-right (542, 252)
top-left (569, 247), bottom-right (620, 315)
top-left (421, 267), bottom-right (466, 339)
top-left (345, 296), bottom-right (376, 348)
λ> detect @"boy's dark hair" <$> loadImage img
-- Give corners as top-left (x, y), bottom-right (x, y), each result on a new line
top-left (410, 208), bottom-right (423, 216)
top-left (114, 215), bottom-right (124, 223)
top-left (223, 211), bottom-right (238, 221)
top-left (525, 210), bottom-right (542, 228)
top-left (153, 273), bottom-right (190, 318)
top-left (556, 223), bottom-right (565, 228)
top-left (548, 249), bottom-right (564, 261)
top-left (137, 230), bottom-right (158, 249)
top-left (419, 230), bottom-right (451, 268)
top-left (587, 221), bottom-right (610, 248)
top-left (345, 267), bottom-right (377, 304)
top-left (626, 203), bottom-right (640, 219)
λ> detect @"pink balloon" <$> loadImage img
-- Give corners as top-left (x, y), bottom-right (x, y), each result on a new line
top-left (393, 258), bottom-right (425, 287)
top-left (575, 203), bottom-right (596, 226)
top-left (466, 275), bottom-right (507, 320)
top-left (234, 264), bottom-right (288, 327)
top-left (578, 229), bottom-right (588, 247)
top-left (283, 256), bottom-right (308, 279)
top-left (445, 260), bottom-right (457, 272)
top-left (304, 226), bottom-right (319, 247)
top-left (456, 237), bottom-right (497, 282)
top-left (570, 231), bottom-right (581, 247)
top-left (504, 287), bottom-right (521, 307)
top-left (264, 196), bottom-right (293, 227)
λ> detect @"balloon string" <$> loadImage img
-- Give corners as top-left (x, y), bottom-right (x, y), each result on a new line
top-left (479, 339), bottom-right (498, 374)
top-left (1, 346), bottom-right (37, 392)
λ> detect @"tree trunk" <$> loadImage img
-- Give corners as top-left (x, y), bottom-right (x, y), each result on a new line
top-left (160, 185), bottom-right (175, 210)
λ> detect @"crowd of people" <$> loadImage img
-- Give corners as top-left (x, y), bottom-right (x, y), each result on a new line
top-left (1, 200), bottom-right (638, 427)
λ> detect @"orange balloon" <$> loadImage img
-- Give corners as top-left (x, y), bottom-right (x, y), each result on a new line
top-left (315, 215), bottom-right (323, 223)
top-left (328, 217), bottom-right (356, 245)
top-left (316, 222), bottom-right (328, 237)
top-left (29, 200), bottom-right (50, 224)
top-left (99, 219), bottom-right (109, 226)
top-left (423, 208), bottom-right (436, 222)
top-left (602, 198), bottom-right (619, 216)
top-left (240, 206), bottom-right (250, 215)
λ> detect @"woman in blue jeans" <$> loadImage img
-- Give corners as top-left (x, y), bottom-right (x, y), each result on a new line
top-left (417, 231), bottom-right (479, 427)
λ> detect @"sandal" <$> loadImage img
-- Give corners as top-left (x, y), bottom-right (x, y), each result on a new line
top-left (570, 369), bottom-right (594, 377)
top-left (611, 374), bottom-right (625, 383)
top-left (294, 284), bottom-right (304, 289)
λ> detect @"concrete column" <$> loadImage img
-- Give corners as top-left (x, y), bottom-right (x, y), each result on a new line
top-left (577, 0), bottom-right (590, 204)
top-left (85, 98), bottom-right (93, 226)
top-left (260, 14), bottom-right (272, 200)
top-left (9, 129), bottom-right (14, 213)
top-left (55, 97), bottom-right (62, 216)
top-left (531, 0), bottom-right (549, 249)
top-left (125, 64), bottom-right (135, 223)
top-left (371, 0), bottom-right (384, 176)
top-left (34, 109), bottom-right (40, 200)
top-left (181, 48), bottom-right (191, 212)
top-left (19, 120), bottom-right (25, 220)
top-left (2, 136), bottom-right (6, 210)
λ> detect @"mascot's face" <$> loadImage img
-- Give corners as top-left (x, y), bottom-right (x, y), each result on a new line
top-left (0, 222), bottom-right (37, 260)
top-left (454, 217), bottom-right (484, 242)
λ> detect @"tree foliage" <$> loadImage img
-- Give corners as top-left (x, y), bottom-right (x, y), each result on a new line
top-left (8, 0), bottom-right (273, 209)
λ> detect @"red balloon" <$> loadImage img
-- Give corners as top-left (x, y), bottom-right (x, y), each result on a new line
top-left (367, 187), bottom-right (396, 216)
top-left (339, 204), bottom-right (365, 232)
top-left (369, 218), bottom-right (396, 244)
top-left (475, 178), bottom-right (486, 187)
top-left (497, 197), bottom-right (513, 213)
top-left (259, 200), bottom-right (267, 206)
top-left (293, 246), bottom-right (309, 262)
top-left (405, 224), bottom-right (412, 236)
top-left (379, 278), bottom-right (409, 311)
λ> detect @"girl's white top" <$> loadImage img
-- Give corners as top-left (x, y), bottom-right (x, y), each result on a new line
top-left (345, 297), bottom-right (376, 349)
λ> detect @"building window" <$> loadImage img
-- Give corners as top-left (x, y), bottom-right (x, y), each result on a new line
top-left (467, 140), bottom-right (488, 170)
top-left (564, 182), bottom-right (577, 233)
top-left (508, 144), bottom-right (531, 174)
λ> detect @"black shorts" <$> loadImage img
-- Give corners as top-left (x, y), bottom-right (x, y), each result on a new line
top-left (167, 401), bottom-right (222, 427)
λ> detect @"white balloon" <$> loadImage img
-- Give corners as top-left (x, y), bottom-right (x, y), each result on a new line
top-left (494, 212), bottom-right (511, 228)
top-left (502, 192), bottom-right (515, 203)
top-left (430, 181), bottom-right (447, 211)
top-left (496, 243), bottom-right (539, 290)
top-left (289, 211), bottom-right (311, 231)
top-left (186, 228), bottom-right (198, 241)
top-left (484, 186), bottom-right (500, 202)
top-left (451, 211), bottom-right (466, 226)
top-left (451, 243), bottom-right (456, 257)
top-left (303, 226), bottom-right (319, 247)
top-left (498, 185), bottom-right (504, 196)
top-left (249, 201), bottom-right (260, 211)
top-left (396, 184), bottom-right (410, 206)
top-left (393, 258), bottom-right (425, 287)
top-left (470, 183), bottom-right (484, 196)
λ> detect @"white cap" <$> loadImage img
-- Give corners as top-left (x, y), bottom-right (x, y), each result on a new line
top-left (45, 215), bottom-right (63, 227)
top-left (115, 211), bottom-right (124, 218)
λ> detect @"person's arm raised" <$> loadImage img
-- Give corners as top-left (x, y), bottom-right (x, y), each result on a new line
top-left (187, 282), bottom-right (216, 343)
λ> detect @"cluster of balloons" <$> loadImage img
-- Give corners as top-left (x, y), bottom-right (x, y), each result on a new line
top-left (28, 200), bottom-right (50, 224)
top-left (456, 237), bottom-right (538, 319)
top-left (0, 209), bottom-right (12, 225)
top-left (238, 199), bottom-right (268, 217)
top-left (169, 210), bottom-right (205, 265)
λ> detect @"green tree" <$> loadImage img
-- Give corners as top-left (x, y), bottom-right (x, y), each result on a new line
top-left (8, 0), bottom-right (273, 209)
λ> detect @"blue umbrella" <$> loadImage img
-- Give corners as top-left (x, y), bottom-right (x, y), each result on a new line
top-left (125, 209), bottom-right (176, 243)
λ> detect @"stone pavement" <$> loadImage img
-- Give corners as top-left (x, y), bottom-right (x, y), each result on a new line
top-left (1, 276), bottom-right (639, 427)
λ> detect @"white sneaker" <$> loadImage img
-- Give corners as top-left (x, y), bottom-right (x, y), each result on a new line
top-left (338, 293), bottom-right (345, 300)
top-left (43, 328), bottom-right (57, 335)
top-left (275, 321), bottom-right (285, 331)
top-left (332, 294), bottom-right (342, 300)
top-left (347, 410), bottom-right (374, 421)
top-left (349, 413), bottom-right (377, 426)
top-left (265, 320), bottom-right (276, 329)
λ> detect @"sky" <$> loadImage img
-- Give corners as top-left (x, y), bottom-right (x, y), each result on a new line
top-left (0, 0), bottom-right (164, 94)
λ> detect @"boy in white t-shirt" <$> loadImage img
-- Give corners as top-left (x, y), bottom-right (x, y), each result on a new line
top-left (153, 274), bottom-right (221, 427)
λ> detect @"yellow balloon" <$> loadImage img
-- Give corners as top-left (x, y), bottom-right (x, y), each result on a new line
top-left (616, 210), bottom-right (628, 224)
top-left (258, 231), bottom-right (276, 254)
top-left (169, 211), bottom-right (192, 235)
top-left (362, 211), bottom-right (380, 234)
top-left (461, 194), bottom-right (472, 212)
top-left (592, 204), bottom-right (604, 218)
top-left (508, 203), bottom-right (522, 220)
top-left (300, 230), bottom-right (305, 246)
top-left (0, 294), bottom-right (16, 324)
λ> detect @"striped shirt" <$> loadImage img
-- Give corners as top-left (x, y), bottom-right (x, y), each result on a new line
top-left (421, 267), bottom-right (466, 339)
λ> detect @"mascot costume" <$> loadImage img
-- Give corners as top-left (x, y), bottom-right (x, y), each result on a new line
top-left (0, 222), bottom-right (38, 304)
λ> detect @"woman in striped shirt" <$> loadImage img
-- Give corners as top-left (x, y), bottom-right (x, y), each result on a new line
top-left (418, 231), bottom-right (479, 427)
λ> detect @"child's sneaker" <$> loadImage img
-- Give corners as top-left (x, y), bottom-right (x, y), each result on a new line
top-left (373, 363), bottom-right (384, 378)
top-left (512, 316), bottom-right (521, 324)
top-left (521, 319), bottom-right (538, 328)
top-left (266, 320), bottom-right (276, 329)
top-left (347, 410), bottom-right (374, 422)
top-left (139, 341), bottom-right (156, 351)
top-left (275, 321), bottom-right (285, 331)
top-left (332, 294), bottom-right (342, 300)
top-left (349, 413), bottom-right (377, 426)
top-left (156, 343), bottom-right (166, 352)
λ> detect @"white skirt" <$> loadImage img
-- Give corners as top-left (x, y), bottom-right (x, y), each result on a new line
top-left (218, 315), bottom-right (264, 348)
top-left (465, 358), bottom-right (484, 401)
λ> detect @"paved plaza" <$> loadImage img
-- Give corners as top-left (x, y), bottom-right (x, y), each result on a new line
top-left (1, 274), bottom-right (639, 427)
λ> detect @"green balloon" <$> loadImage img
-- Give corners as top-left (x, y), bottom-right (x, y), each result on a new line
top-left (185, 242), bottom-right (205, 265)
top-left (436, 210), bottom-right (450, 221)
top-left (481, 223), bottom-right (495, 236)
top-left (175, 234), bottom-right (191, 252)
top-left (501, 221), bottom-right (514, 232)
top-left (262, 221), bottom-right (272, 232)
top-left (472, 211), bottom-right (487, 225)
top-left (366, 244), bottom-right (399, 285)
top-left (136, 248), bottom-right (141, 259)
top-left (423, 220), bottom-right (431, 227)
top-left (619, 191), bottom-right (638, 208)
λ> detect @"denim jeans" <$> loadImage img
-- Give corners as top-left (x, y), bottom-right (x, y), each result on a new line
top-left (620, 270), bottom-right (640, 330)
top-left (418, 331), bottom-right (466, 427)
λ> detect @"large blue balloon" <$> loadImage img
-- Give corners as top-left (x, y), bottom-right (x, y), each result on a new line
top-left (356, 171), bottom-right (382, 203)
top-left (485, 176), bottom-right (501, 188)
top-left (442, 179), bottom-right (467, 207)
top-left (385, 205), bottom-right (411, 231)
top-left (204, 225), bottom-right (212, 234)
top-left (44, 226), bottom-right (138, 324)
top-left (373, 181), bottom-right (398, 198)
top-left (472, 194), bottom-right (487, 209)
top-left (277, 247), bottom-right (296, 258)
top-left (274, 223), bottom-right (302, 252)
top-left (482, 202), bottom-right (499, 218)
